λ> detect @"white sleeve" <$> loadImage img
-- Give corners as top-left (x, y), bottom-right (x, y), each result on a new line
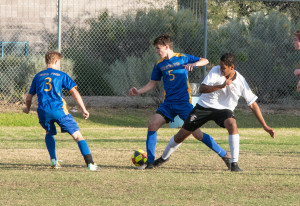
top-left (242, 78), bottom-right (258, 106)
top-left (202, 66), bottom-right (221, 86)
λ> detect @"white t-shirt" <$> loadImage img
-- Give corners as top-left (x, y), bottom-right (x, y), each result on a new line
top-left (198, 65), bottom-right (258, 111)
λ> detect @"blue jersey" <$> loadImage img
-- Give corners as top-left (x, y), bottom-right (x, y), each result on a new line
top-left (151, 53), bottom-right (200, 103)
top-left (29, 68), bottom-right (77, 120)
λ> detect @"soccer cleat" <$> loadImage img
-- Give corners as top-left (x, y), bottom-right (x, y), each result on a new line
top-left (145, 162), bottom-right (154, 170)
top-left (153, 156), bottom-right (170, 168)
top-left (134, 162), bottom-right (154, 170)
top-left (221, 153), bottom-right (231, 170)
top-left (50, 159), bottom-right (61, 169)
top-left (134, 164), bottom-right (147, 170)
top-left (88, 163), bottom-right (101, 171)
top-left (231, 162), bottom-right (243, 172)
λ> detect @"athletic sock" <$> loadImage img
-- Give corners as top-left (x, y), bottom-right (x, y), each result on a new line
top-left (78, 140), bottom-right (94, 166)
top-left (162, 136), bottom-right (182, 160)
top-left (201, 133), bottom-right (226, 157)
top-left (45, 134), bottom-right (56, 160)
top-left (228, 134), bottom-right (240, 162)
top-left (146, 131), bottom-right (157, 163)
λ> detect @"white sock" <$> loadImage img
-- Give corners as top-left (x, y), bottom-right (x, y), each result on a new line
top-left (162, 136), bottom-right (182, 160)
top-left (228, 134), bottom-right (240, 163)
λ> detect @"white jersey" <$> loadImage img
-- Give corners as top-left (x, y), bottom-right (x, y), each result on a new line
top-left (198, 65), bottom-right (257, 111)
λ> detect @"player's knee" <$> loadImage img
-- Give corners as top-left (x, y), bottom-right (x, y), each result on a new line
top-left (71, 131), bottom-right (84, 142)
top-left (224, 118), bottom-right (237, 131)
top-left (148, 122), bottom-right (160, 131)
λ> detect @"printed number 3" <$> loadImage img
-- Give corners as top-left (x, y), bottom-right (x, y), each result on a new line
top-left (44, 77), bottom-right (52, 91)
top-left (168, 70), bottom-right (175, 81)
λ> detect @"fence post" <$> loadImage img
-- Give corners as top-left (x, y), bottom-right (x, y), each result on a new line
top-left (203, 0), bottom-right (208, 78)
top-left (57, 0), bottom-right (62, 53)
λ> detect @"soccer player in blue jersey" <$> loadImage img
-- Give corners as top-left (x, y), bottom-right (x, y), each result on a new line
top-left (23, 51), bottom-right (100, 171)
top-left (129, 34), bottom-right (231, 170)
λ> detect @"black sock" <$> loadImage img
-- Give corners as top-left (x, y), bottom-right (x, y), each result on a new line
top-left (83, 154), bottom-right (94, 166)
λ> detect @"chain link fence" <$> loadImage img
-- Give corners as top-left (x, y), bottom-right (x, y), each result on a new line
top-left (0, 0), bottom-right (299, 110)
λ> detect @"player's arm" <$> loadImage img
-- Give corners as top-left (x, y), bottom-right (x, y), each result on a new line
top-left (22, 94), bottom-right (33, 114)
top-left (129, 80), bottom-right (158, 96)
top-left (184, 58), bottom-right (209, 71)
top-left (69, 87), bottom-right (89, 120)
top-left (200, 71), bottom-right (235, 93)
top-left (199, 81), bottom-right (230, 93)
top-left (249, 102), bottom-right (275, 139)
top-left (294, 69), bottom-right (300, 76)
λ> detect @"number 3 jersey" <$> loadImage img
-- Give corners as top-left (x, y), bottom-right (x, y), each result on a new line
top-left (151, 53), bottom-right (200, 103)
top-left (29, 68), bottom-right (77, 120)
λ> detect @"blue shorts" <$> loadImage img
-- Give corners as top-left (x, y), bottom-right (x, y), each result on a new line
top-left (39, 113), bottom-right (79, 135)
top-left (156, 102), bottom-right (193, 123)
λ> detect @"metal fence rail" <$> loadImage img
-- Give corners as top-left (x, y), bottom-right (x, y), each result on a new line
top-left (0, 0), bottom-right (299, 110)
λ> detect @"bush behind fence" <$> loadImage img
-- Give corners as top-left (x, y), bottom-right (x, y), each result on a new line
top-left (0, 0), bottom-right (300, 109)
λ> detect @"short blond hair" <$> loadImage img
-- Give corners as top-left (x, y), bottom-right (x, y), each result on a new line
top-left (294, 30), bottom-right (300, 39)
top-left (45, 51), bottom-right (62, 64)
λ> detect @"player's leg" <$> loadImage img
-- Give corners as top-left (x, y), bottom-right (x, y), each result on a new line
top-left (58, 114), bottom-right (100, 171)
top-left (144, 113), bottom-right (166, 169)
top-left (153, 103), bottom-right (197, 168)
top-left (177, 103), bottom-right (231, 169)
top-left (45, 132), bottom-right (59, 168)
top-left (224, 117), bottom-right (242, 172)
top-left (71, 131), bottom-right (99, 171)
top-left (154, 128), bottom-right (191, 167)
top-left (40, 119), bottom-right (60, 169)
top-left (192, 129), bottom-right (231, 170)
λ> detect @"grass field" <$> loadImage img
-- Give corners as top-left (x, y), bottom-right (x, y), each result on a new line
top-left (0, 107), bottom-right (299, 205)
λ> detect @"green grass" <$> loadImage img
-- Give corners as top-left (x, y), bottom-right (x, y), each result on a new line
top-left (0, 108), bottom-right (299, 205)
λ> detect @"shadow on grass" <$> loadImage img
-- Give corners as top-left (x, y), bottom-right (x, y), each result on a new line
top-left (0, 163), bottom-right (133, 171)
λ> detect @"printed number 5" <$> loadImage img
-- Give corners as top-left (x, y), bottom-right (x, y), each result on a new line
top-left (168, 70), bottom-right (175, 81)
top-left (44, 77), bottom-right (52, 92)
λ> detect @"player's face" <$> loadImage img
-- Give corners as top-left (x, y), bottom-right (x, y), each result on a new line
top-left (293, 36), bottom-right (300, 50)
top-left (220, 61), bottom-right (234, 78)
top-left (155, 44), bottom-right (168, 58)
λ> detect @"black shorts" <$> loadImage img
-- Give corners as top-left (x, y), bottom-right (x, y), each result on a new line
top-left (182, 104), bottom-right (235, 132)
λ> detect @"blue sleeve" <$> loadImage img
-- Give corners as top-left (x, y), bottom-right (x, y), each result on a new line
top-left (185, 54), bottom-right (200, 63)
top-left (150, 64), bottom-right (162, 81)
top-left (28, 77), bottom-right (37, 95)
top-left (62, 73), bottom-right (77, 91)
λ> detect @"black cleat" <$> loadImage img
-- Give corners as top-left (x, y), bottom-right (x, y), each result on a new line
top-left (221, 153), bottom-right (231, 170)
top-left (145, 162), bottom-right (154, 169)
top-left (153, 156), bottom-right (170, 168)
top-left (231, 162), bottom-right (243, 172)
top-left (134, 162), bottom-right (154, 170)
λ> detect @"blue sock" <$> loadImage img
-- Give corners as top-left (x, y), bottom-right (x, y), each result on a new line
top-left (146, 131), bottom-right (157, 163)
top-left (78, 140), bottom-right (91, 156)
top-left (201, 133), bottom-right (226, 157)
top-left (45, 134), bottom-right (56, 160)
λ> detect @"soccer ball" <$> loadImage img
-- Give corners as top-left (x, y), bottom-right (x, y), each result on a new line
top-left (131, 149), bottom-right (147, 166)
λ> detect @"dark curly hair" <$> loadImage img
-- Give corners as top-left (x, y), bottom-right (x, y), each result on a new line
top-left (220, 53), bottom-right (235, 66)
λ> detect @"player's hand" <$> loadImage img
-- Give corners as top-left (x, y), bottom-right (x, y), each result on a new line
top-left (82, 110), bottom-right (89, 120)
top-left (263, 125), bottom-right (275, 139)
top-left (221, 78), bottom-right (232, 88)
top-left (22, 107), bottom-right (30, 114)
top-left (129, 87), bottom-right (139, 96)
top-left (183, 64), bottom-right (195, 72)
top-left (294, 69), bottom-right (300, 76)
